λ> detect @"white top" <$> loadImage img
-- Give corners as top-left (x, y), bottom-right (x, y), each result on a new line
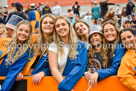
top-left (52, 5), bottom-right (62, 15)
top-left (48, 42), bottom-right (69, 71)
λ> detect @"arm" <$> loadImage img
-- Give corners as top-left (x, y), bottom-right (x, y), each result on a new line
top-left (117, 55), bottom-right (136, 91)
top-left (48, 50), bottom-right (64, 83)
top-left (58, 44), bottom-right (88, 91)
top-left (1, 52), bottom-right (28, 91)
top-left (97, 44), bottom-right (125, 81)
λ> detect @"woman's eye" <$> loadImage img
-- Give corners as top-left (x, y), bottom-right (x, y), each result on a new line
top-left (62, 23), bottom-right (66, 26)
top-left (56, 24), bottom-right (60, 28)
top-left (44, 21), bottom-right (47, 24)
top-left (49, 21), bottom-right (54, 25)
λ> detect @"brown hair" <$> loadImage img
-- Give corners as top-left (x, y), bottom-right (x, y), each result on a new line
top-left (88, 34), bottom-right (108, 68)
top-left (102, 19), bottom-right (121, 58)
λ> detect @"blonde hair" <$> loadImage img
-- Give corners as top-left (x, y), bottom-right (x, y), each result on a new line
top-left (53, 16), bottom-right (78, 59)
top-left (34, 14), bottom-right (55, 55)
top-left (73, 20), bottom-right (90, 40)
top-left (6, 20), bottom-right (32, 65)
top-left (102, 19), bottom-right (121, 58)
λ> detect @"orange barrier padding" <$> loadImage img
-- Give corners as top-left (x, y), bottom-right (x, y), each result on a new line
top-left (0, 76), bottom-right (131, 91)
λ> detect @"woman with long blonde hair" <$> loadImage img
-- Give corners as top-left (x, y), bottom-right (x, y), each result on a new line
top-left (30, 14), bottom-right (55, 84)
top-left (48, 16), bottom-right (88, 91)
top-left (0, 20), bottom-right (32, 91)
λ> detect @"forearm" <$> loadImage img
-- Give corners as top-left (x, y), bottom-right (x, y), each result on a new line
top-left (52, 69), bottom-right (64, 83)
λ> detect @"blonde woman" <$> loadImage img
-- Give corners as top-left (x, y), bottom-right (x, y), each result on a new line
top-left (48, 16), bottom-right (88, 91)
top-left (15, 14), bottom-right (56, 84)
top-left (73, 20), bottom-right (90, 43)
top-left (0, 20), bottom-right (32, 91)
top-left (0, 23), bottom-right (7, 38)
top-left (31, 14), bottom-right (55, 84)
top-left (85, 20), bottom-right (126, 87)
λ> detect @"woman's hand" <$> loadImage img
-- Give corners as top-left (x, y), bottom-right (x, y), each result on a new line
top-left (88, 72), bottom-right (99, 87)
top-left (32, 71), bottom-right (45, 85)
top-left (16, 72), bottom-right (24, 81)
top-left (85, 72), bottom-right (92, 81)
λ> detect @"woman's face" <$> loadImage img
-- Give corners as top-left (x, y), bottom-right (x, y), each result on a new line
top-left (121, 31), bottom-right (135, 49)
top-left (17, 24), bottom-right (31, 43)
top-left (0, 25), bottom-right (4, 35)
top-left (90, 33), bottom-right (102, 47)
top-left (103, 24), bottom-right (117, 42)
top-left (74, 22), bottom-right (89, 37)
top-left (55, 18), bottom-right (69, 38)
top-left (42, 16), bottom-right (54, 35)
top-left (97, 20), bottom-right (102, 25)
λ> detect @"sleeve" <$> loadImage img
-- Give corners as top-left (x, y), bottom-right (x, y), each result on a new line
top-left (28, 11), bottom-right (36, 22)
top-left (58, 43), bottom-right (88, 91)
top-left (1, 52), bottom-right (29, 91)
top-left (126, 4), bottom-right (130, 16)
top-left (117, 56), bottom-right (136, 91)
top-left (28, 11), bottom-right (32, 22)
top-left (49, 7), bottom-right (52, 14)
top-left (41, 7), bottom-right (44, 15)
top-left (72, 5), bottom-right (74, 10)
top-left (59, 6), bottom-right (62, 14)
top-left (48, 42), bottom-right (57, 53)
top-left (97, 44), bottom-right (126, 81)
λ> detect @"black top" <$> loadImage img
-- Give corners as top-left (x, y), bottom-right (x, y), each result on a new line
top-left (42, 6), bottom-right (52, 15)
top-left (72, 4), bottom-right (80, 13)
top-left (100, 1), bottom-right (115, 17)
top-left (126, 3), bottom-right (135, 16)
top-left (86, 51), bottom-right (112, 73)
top-left (31, 55), bottom-right (40, 69)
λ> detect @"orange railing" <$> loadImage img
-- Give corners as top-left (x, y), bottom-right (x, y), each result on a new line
top-left (0, 76), bottom-right (130, 91)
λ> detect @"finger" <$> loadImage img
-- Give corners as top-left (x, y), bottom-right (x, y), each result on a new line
top-left (94, 78), bottom-right (97, 86)
top-left (20, 74), bottom-right (24, 79)
top-left (91, 80), bottom-right (95, 87)
top-left (32, 77), bottom-right (37, 84)
top-left (88, 80), bottom-right (91, 87)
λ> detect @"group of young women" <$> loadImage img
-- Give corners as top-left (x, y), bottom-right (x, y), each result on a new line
top-left (0, 13), bottom-right (135, 91)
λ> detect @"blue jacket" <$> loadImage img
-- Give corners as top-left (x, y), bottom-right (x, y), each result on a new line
top-left (97, 42), bottom-right (126, 81)
top-left (58, 41), bottom-right (88, 91)
top-left (32, 48), bottom-right (51, 76)
top-left (0, 50), bottom-right (29, 91)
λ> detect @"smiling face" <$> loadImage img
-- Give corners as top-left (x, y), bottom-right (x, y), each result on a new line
top-left (55, 18), bottom-right (69, 38)
top-left (74, 22), bottom-right (89, 37)
top-left (17, 24), bottom-right (31, 43)
top-left (103, 23), bottom-right (118, 42)
top-left (90, 33), bottom-right (102, 47)
top-left (121, 31), bottom-right (135, 49)
top-left (41, 16), bottom-right (54, 35)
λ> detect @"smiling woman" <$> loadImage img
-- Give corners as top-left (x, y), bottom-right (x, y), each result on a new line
top-left (0, 20), bottom-right (32, 91)
top-left (117, 28), bottom-right (136, 91)
top-left (48, 16), bottom-right (88, 91)
top-left (74, 20), bottom-right (90, 43)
